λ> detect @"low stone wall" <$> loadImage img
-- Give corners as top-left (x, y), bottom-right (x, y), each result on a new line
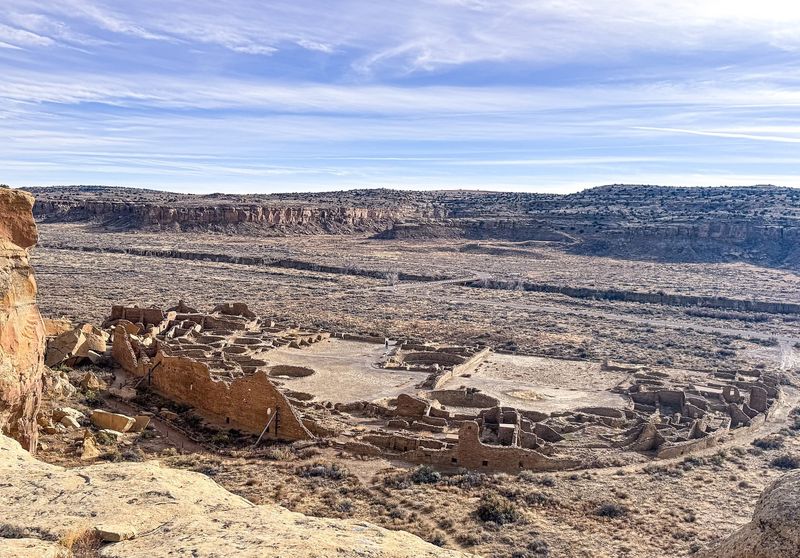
top-left (268, 365), bottom-right (315, 378)
top-left (405, 421), bottom-right (581, 473)
top-left (401, 351), bottom-right (466, 366)
top-left (655, 421), bottom-right (732, 459)
top-left (427, 347), bottom-right (492, 390)
top-left (428, 389), bottom-right (499, 409)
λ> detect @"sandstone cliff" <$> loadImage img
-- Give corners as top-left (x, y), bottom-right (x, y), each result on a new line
top-left (0, 434), bottom-right (473, 557)
top-left (0, 187), bottom-right (45, 452)
top-left (700, 471), bottom-right (800, 558)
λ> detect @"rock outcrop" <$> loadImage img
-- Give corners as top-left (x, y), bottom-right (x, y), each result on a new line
top-left (701, 471), bottom-right (800, 558)
top-left (0, 434), bottom-right (473, 557)
top-left (0, 187), bottom-right (45, 452)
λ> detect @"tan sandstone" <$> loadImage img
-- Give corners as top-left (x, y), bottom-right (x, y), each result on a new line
top-left (700, 470), bottom-right (800, 558)
top-left (0, 187), bottom-right (45, 452)
top-left (90, 409), bottom-right (135, 432)
top-left (0, 433), bottom-right (473, 558)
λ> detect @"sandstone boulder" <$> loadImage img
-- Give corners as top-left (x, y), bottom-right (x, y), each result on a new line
top-left (81, 431), bottom-right (102, 461)
top-left (95, 524), bottom-right (137, 542)
top-left (701, 471), bottom-right (800, 558)
top-left (90, 410), bottom-right (135, 432)
top-left (46, 324), bottom-right (108, 367)
top-left (45, 328), bottom-right (85, 367)
top-left (43, 317), bottom-right (73, 337)
top-left (43, 368), bottom-right (77, 400)
top-left (59, 415), bottom-right (80, 430)
top-left (81, 371), bottom-right (106, 391)
top-left (0, 188), bottom-right (45, 452)
top-left (53, 406), bottom-right (85, 423)
top-left (130, 415), bottom-right (151, 432)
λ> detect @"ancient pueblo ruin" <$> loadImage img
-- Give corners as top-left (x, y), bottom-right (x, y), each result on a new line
top-left (97, 300), bottom-right (788, 474)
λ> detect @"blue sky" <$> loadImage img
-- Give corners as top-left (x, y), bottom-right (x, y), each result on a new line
top-left (1, 0), bottom-right (800, 193)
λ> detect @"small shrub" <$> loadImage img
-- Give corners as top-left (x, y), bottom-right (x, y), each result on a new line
top-left (709, 450), bottom-right (728, 466)
top-left (194, 465), bottom-right (220, 477)
top-left (335, 498), bottom-right (353, 513)
top-left (770, 454), bottom-right (800, 470)
top-left (476, 494), bottom-right (521, 525)
top-left (59, 526), bottom-right (102, 557)
top-left (121, 448), bottom-right (145, 462)
top-left (264, 445), bottom-right (294, 461)
top-left (382, 472), bottom-right (411, 489)
top-left (297, 462), bottom-right (350, 480)
top-left (524, 491), bottom-right (557, 507)
top-left (94, 430), bottom-right (118, 446)
top-left (429, 530), bottom-right (447, 547)
top-left (595, 502), bottom-right (628, 519)
top-left (447, 469), bottom-right (486, 489)
top-left (210, 432), bottom-right (230, 445)
top-left (752, 436), bottom-right (785, 450)
top-left (410, 465), bottom-right (441, 484)
top-left (83, 390), bottom-right (101, 406)
top-left (527, 539), bottom-right (550, 557)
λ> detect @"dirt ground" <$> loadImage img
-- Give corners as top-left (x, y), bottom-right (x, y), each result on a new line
top-left (266, 339), bottom-right (429, 403)
top-left (440, 354), bottom-right (630, 412)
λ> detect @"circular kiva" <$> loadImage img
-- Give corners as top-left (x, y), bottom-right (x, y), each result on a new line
top-left (267, 365), bottom-right (315, 378)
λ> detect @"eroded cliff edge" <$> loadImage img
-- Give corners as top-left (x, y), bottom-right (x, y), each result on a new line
top-left (0, 187), bottom-right (45, 452)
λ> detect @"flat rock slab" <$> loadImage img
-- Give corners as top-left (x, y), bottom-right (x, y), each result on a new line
top-left (90, 409), bottom-right (135, 432)
top-left (95, 523), bottom-right (137, 542)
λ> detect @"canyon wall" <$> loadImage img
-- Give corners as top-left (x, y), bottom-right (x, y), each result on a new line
top-left (34, 199), bottom-right (410, 233)
top-left (0, 188), bottom-right (45, 452)
top-left (29, 184), bottom-right (800, 268)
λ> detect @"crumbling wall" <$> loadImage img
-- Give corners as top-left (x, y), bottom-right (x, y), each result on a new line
top-left (111, 328), bottom-right (151, 377)
top-left (406, 421), bottom-right (580, 473)
top-left (149, 352), bottom-right (312, 441)
top-left (428, 347), bottom-right (492, 389)
top-left (429, 389), bottom-right (499, 408)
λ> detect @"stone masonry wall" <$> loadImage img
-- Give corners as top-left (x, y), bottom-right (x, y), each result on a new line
top-left (149, 352), bottom-right (312, 441)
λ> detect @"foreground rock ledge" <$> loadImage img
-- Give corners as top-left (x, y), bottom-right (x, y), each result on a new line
top-left (700, 470), bottom-right (800, 558)
top-left (0, 434), bottom-right (473, 558)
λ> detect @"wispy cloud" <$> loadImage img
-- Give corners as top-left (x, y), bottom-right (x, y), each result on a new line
top-left (634, 127), bottom-right (800, 144)
top-left (0, 1), bottom-right (797, 192)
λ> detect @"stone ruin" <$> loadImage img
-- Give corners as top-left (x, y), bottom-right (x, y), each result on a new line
top-left (107, 302), bottom-right (326, 441)
top-left (383, 342), bottom-right (491, 389)
top-left (103, 302), bottom-right (786, 473)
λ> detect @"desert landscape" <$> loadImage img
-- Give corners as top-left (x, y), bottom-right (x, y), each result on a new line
top-left (3, 2), bottom-right (800, 556)
top-left (1, 184), bottom-right (799, 557)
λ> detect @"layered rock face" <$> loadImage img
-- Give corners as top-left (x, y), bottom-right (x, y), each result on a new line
top-left (0, 188), bottom-right (45, 452)
top-left (701, 471), bottom-right (800, 558)
top-left (34, 199), bottom-right (410, 233)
